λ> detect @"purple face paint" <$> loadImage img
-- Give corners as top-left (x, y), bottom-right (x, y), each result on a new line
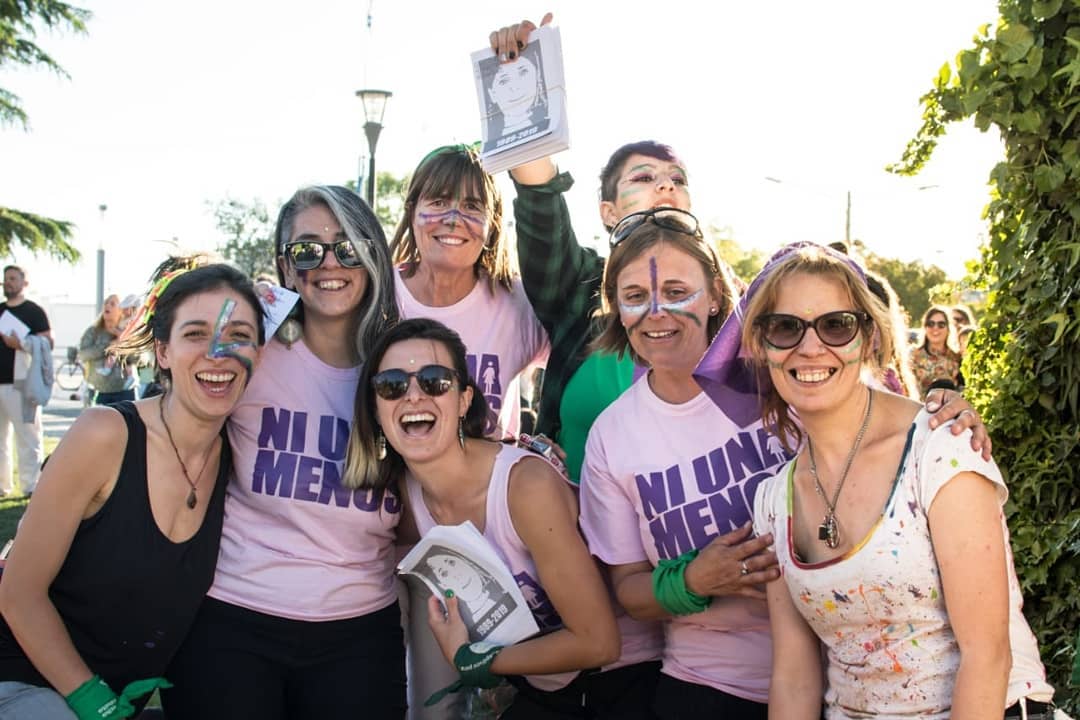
top-left (620, 288), bottom-right (706, 333)
top-left (649, 257), bottom-right (659, 315)
top-left (206, 298), bottom-right (256, 379)
top-left (416, 208), bottom-right (486, 232)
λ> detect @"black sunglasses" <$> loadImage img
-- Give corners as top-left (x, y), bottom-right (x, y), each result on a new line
top-left (925, 320), bottom-right (949, 329)
top-left (755, 311), bottom-right (871, 350)
top-left (371, 365), bottom-right (460, 401)
top-left (282, 240), bottom-right (365, 271)
top-left (608, 207), bottom-right (702, 249)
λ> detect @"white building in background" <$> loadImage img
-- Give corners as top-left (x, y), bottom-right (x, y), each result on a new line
top-left (38, 297), bottom-right (96, 354)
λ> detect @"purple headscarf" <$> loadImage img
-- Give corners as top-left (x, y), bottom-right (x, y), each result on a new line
top-left (692, 241), bottom-right (866, 425)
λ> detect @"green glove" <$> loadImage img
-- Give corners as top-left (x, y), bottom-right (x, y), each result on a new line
top-left (424, 641), bottom-right (503, 707)
top-left (65, 674), bottom-right (173, 720)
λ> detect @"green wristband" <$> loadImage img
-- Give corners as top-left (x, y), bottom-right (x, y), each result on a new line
top-left (65, 675), bottom-right (127, 720)
top-left (653, 549), bottom-right (712, 616)
top-left (65, 674), bottom-right (173, 720)
top-left (424, 641), bottom-right (503, 706)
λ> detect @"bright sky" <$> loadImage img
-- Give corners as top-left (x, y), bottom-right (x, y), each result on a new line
top-left (0, 0), bottom-right (1004, 307)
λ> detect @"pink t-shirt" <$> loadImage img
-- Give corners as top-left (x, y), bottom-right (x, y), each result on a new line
top-left (406, 445), bottom-right (575, 692)
top-left (579, 378), bottom-right (792, 702)
top-left (753, 412), bottom-right (1054, 718)
top-left (209, 337), bottom-right (400, 621)
top-left (395, 271), bottom-right (549, 439)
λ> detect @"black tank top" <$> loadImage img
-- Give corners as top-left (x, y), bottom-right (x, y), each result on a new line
top-left (0, 401), bottom-right (230, 694)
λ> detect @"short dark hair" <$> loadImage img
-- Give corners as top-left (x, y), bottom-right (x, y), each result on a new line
top-left (346, 318), bottom-right (489, 491)
top-left (3, 265), bottom-right (25, 279)
top-left (599, 140), bottom-right (679, 206)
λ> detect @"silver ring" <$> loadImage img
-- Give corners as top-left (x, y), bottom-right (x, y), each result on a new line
top-left (959, 408), bottom-right (974, 419)
top-left (740, 561), bottom-right (750, 576)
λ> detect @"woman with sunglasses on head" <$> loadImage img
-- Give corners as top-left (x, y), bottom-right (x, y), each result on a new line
top-left (347, 318), bottom-right (618, 719)
top-left (0, 262), bottom-right (265, 720)
top-left (162, 186), bottom-right (406, 720)
top-left (909, 305), bottom-right (962, 399)
top-left (577, 209), bottom-right (785, 718)
top-left (744, 243), bottom-right (1057, 720)
top-left (390, 145), bottom-right (548, 441)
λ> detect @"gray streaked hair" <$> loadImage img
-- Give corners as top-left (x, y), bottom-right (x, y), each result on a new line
top-left (274, 185), bottom-right (398, 362)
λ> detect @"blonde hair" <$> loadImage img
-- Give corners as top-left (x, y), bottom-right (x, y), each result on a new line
top-left (741, 245), bottom-right (893, 452)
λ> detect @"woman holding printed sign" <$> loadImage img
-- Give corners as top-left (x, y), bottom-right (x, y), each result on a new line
top-left (162, 186), bottom-right (406, 720)
top-left (347, 318), bottom-right (618, 719)
top-left (489, 14), bottom-right (991, 483)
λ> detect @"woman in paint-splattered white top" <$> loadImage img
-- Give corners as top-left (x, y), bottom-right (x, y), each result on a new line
top-left (745, 243), bottom-right (1054, 719)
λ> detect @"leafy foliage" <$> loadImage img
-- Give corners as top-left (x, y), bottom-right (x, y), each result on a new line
top-left (892, 0), bottom-right (1080, 709)
top-left (0, 206), bottom-right (78, 262)
top-left (0, 0), bottom-right (90, 262)
top-left (710, 225), bottom-right (768, 284)
top-left (347, 170), bottom-right (408, 239)
top-left (858, 245), bottom-right (948, 324)
top-left (210, 198), bottom-right (276, 280)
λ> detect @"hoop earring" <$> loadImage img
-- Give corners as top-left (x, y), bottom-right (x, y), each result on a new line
top-left (377, 431), bottom-right (387, 461)
top-left (458, 417), bottom-right (466, 450)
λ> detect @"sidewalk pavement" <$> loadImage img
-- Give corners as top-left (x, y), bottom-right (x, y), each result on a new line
top-left (42, 388), bottom-right (86, 441)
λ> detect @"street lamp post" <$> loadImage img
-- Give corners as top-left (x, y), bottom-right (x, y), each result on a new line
top-left (96, 203), bottom-right (107, 315)
top-left (355, 89), bottom-right (392, 207)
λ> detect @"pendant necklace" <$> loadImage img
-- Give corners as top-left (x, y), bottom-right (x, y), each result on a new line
top-left (807, 389), bottom-right (874, 549)
top-left (159, 397), bottom-right (212, 509)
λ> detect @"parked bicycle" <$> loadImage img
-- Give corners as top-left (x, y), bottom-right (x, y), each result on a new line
top-left (55, 346), bottom-right (86, 393)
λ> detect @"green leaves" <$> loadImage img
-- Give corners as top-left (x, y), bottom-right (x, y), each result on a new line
top-left (891, 0), bottom-right (1080, 711)
top-left (1, 1), bottom-right (91, 262)
top-left (1034, 163), bottom-right (1066, 192)
top-left (1051, 36), bottom-right (1080, 92)
top-left (0, 206), bottom-right (79, 262)
top-left (997, 23), bottom-right (1035, 62)
top-left (1032, 0), bottom-right (1064, 20)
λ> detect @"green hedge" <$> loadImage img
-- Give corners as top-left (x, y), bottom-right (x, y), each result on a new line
top-left (891, 0), bottom-right (1079, 711)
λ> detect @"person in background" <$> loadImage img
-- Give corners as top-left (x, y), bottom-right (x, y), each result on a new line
top-left (389, 144), bottom-right (548, 440)
top-left (162, 186), bottom-right (406, 720)
top-left (952, 303), bottom-right (976, 330)
top-left (909, 305), bottom-right (962, 399)
top-left (0, 263), bottom-right (265, 720)
top-left (349, 318), bottom-right (618, 718)
top-left (79, 294), bottom-right (136, 406)
top-left (0, 266), bottom-right (51, 497)
top-left (746, 243), bottom-right (1057, 719)
top-left (864, 271), bottom-right (917, 398)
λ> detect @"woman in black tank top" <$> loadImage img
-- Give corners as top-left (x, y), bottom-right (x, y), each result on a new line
top-left (0, 262), bottom-right (266, 720)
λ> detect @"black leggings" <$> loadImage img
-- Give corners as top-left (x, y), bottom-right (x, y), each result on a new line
top-left (161, 597), bottom-right (406, 720)
top-left (651, 673), bottom-right (766, 720)
top-left (503, 661), bottom-right (662, 720)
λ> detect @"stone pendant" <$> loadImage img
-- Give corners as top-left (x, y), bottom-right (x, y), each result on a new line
top-left (186, 489), bottom-right (197, 509)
